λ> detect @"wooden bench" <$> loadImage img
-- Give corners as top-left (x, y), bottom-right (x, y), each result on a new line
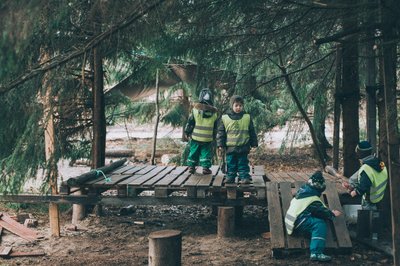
top-left (266, 181), bottom-right (352, 258)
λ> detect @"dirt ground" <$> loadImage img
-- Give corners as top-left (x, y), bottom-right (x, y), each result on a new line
top-left (0, 141), bottom-right (393, 266)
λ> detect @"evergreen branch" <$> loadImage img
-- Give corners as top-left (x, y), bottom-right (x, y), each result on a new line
top-left (0, 0), bottom-right (166, 95)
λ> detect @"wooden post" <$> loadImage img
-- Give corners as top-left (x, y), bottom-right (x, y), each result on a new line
top-left (217, 207), bottom-right (235, 238)
top-left (41, 48), bottom-right (60, 237)
top-left (72, 189), bottom-right (85, 224)
top-left (148, 230), bottom-right (182, 266)
top-left (151, 69), bottom-right (160, 165)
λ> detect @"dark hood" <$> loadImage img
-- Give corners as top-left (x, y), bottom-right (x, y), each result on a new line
top-left (295, 183), bottom-right (322, 199)
top-left (226, 109), bottom-right (244, 120)
top-left (362, 155), bottom-right (385, 172)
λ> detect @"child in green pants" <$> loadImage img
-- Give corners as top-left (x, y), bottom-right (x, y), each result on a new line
top-left (184, 88), bottom-right (218, 175)
top-left (216, 95), bottom-right (258, 184)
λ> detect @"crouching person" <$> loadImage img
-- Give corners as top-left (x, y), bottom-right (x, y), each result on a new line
top-left (285, 171), bottom-right (341, 262)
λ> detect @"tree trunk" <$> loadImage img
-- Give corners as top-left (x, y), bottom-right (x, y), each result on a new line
top-left (365, 0), bottom-right (378, 150)
top-left (341, 12), bottom-right (360, 177)
top-left (91, 46), bottom-right (106, 169)
top-left (377, 52), bottom-right (391, 229)
top-left (333, 45), bottom-right (342, 170)
top-left (313, 90), bottom-right (330, 160)
top-left (151, 69), bottom-right (160, 165)
top-left (381, 1), bottom-right (400, 263)
top-left (41, 49), bottom-right (60, 237)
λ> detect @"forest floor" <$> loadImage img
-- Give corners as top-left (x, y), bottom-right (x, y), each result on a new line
top-left (0, 137), bottom-right (393, 266)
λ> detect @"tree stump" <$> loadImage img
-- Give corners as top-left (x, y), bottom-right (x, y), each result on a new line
top-left (148, 230), bottom-right (182, 266)
top-left (72, 189), bottom-right (86, 224)
top-left (217, 207), bottom-right (235, 238)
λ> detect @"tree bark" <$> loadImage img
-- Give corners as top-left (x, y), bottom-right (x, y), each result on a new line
top-left (341, 11), bottom-right (360, 177)
top-left (381, 1), bottom-right (400, 263)
top-left (91, 46), bottom-right (106, 169)
top-left (41, 49), bottom-right (60, 237)
top-left (333, 45), bottom-right (343, 170)
top-left (148, 230), bottom-right (182, 266)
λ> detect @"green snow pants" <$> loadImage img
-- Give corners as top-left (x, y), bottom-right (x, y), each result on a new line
top-left (186, 140), bottom-right (213, 169)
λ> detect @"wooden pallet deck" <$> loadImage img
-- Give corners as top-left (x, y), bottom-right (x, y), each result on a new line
top-left (62, 164), bottom-right (267, 201)
top-left (266, 181), bottom-right (352, 258)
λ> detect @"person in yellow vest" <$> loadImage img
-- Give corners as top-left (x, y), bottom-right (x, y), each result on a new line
top-left (216, 95), bottom-right (258, 184)
top-left (348, 140), bottom-right (388, 210)
top-left (285, 171), bottom-right (341, 262)
top-left (184, 88), bottom-right (218, 175)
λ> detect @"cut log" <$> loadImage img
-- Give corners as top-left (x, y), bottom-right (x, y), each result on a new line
top-left (217, 207), bottom-right (235, 238)
top-left (148, 230), bottom-right (182, 266)
top-left (105, 149), bottom-right (135, 158)
top-left (66, 158), bottom-right (127, 187)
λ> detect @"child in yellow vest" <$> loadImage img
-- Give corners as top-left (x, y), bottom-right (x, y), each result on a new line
top-left (285, 171), bottom-right (341, 262)
top-left (184, 88), bottom-right (218, 175)
top-left (216, 95), bottom-right (258, 184)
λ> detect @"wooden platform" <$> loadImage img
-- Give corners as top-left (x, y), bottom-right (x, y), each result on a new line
top-left (266, 181), bottom-right (352, 258)
top-left (61, 164), bottom-right (267, 202)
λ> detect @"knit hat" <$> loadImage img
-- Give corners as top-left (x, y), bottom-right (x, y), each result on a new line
top-left (355, 140), bottom-right (373, 159)
top-left (198, 88), bottom-right (213, 105)
top-left (308, 171), bottom-right (326, 191)
top-left (229, 95), bottom-right (244, 107)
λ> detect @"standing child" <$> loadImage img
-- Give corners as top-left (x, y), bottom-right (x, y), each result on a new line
top-left (285, 171), bottom-right (342, 262)
top-left (184, 88), bottom-right (218, 175)
top-left (216, 95), bottom-right (258, 184)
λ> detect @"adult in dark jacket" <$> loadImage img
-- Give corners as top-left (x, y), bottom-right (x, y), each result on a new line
top-left (216, 95), bottom-right (258, 184)
top-left (285, 171), bottom-right (341, 262)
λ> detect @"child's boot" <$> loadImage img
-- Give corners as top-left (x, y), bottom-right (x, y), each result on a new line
top-left (310, 253), bottom-right (331, 262)
top-left (202, 168), bottom-right (212, 175)
top-left (188, 166), bottom-right (195, 174)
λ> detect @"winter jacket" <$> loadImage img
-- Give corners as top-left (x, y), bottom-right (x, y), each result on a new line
top-left (354, 155), bottom-right (388, 202)
top-left (293, 184), bottom-right (335, 229)
top-left (216, 110), bottom-right (258, 154)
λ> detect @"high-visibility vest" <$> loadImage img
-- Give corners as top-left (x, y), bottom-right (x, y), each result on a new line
top-left (358, 164), bottom-right (388, 203)
top-left (221, 114), bottom-right (250, 147)
top-left (191, 108), bottom-right (218, 142)
top-left (285, 196), bottom-right (326, 235)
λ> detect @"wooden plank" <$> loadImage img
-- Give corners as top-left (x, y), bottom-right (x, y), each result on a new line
top-left (266, 182), bottom-right (286, 252)
top-left (324, 181), bottom-right (352, 250)
top-left (0, 247), bottom-right (12, 256)
top-left (170, 172), bottom-right (191, 187)
top-left (184, 172), bottom-right (206, 198)
top-left (280, 182), bottom-right (303, 249)
top-left (128, 166), bottom-right (167, 186)
top-left (211, 169), bottom-right (225, 188)
top-left (252, 176), bottom-right (265, 199)
top-left (0, 213), bottom-right (41, 241)
top-left (92, 174), bottom-right (132, 187)
top-left (154, 166), bottom-right (188, 186)
top-left (115, 165), bottom-right (155, 186)
top-left (196, 166), bottom-right (219, 198)
top-left (142, 166), bottom-right (175, 187)
top-left (112, 164), bottom-right (135, 174)
top-left (253, 165), bottom-right (265, 176)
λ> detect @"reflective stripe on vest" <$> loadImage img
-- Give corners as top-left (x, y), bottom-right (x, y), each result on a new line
top-left (221, 114), bottom-right (250, 147)
top-left (191, 108), bottom-right (217, 142)
top-left (285, 196), bottom-right (325, 235)
top-left (358, 164), bottom-right (388, 203)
